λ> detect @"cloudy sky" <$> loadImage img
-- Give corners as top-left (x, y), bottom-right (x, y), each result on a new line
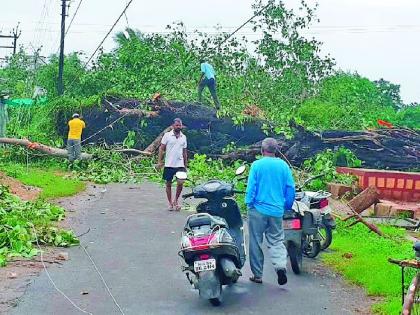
top-left (1, 0), bottom-right (419, 103)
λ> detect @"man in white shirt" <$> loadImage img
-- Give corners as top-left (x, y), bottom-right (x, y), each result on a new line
top-left (157, 118), bottom-right (188, 211)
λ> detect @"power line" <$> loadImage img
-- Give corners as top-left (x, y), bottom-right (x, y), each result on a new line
top-left (62, 0), bottom-right (135, 95)
top-left (83, 0), bottom-right (134, 68)
top-left (216, 2), bottom-right (272, 49)
top-left (65, 0), bottom-right (84, 37)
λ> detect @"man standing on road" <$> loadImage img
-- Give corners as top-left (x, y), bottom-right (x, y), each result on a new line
top-left (67, 113), bottom-right (86, 163)
top-left (0, 93), bottom-right (9, 138)
top-left (157, 118), bottom-right (188, 211)
top-left (245, 138), bottom-right (295, 286)
top-left (198, 59), bottom-right (221, 110)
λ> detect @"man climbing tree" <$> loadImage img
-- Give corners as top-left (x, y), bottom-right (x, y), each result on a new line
top-left (67, 113), bottom-right (86, 164)
top-left (198, 59), bottom-right (221, 110)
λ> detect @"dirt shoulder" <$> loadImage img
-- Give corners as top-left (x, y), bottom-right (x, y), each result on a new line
top-left (0, 172), bottom-right (41, 201)
top-left (0, 183), bottom-right (104, 314)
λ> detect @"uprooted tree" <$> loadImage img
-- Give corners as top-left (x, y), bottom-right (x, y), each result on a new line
top-left (2, 99), bottom-right (417, 171)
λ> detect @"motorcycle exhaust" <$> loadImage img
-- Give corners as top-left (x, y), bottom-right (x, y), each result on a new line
top-left (220, 258), bottom-right (242, 282)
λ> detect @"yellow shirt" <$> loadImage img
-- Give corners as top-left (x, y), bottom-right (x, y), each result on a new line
top-left (68, 118), bottom-right (86, 140)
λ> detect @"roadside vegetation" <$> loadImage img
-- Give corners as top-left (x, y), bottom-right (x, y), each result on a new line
top-left (323, 221), bottom-right (415, 314)
top-left (0, 184), bottom-right (79, 267)
top-left (0, 162), bottom-right (85, 199)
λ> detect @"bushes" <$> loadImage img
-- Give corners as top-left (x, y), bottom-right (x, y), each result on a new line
top-left (297, 73), bottom-right (401, 130)
top-left (397, 105), bottom-right (420, 129)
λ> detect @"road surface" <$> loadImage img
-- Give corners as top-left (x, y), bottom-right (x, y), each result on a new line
top-left (10, 183), bottom-right (370, 315)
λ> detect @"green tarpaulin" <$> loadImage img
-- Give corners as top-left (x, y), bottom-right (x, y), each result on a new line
top-left (4, 97), bottom-right (47, 106)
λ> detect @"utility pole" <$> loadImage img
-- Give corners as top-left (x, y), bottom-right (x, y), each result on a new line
top-left (57, 0), bottom-right (70, 96)
top-left (0, 24), bottom-right (21, 56)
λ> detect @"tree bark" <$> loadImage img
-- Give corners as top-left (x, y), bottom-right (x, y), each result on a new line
top-left (143, 126), bottom-right (172, 155)
top-left (0, 137), bottom-right (92, 160)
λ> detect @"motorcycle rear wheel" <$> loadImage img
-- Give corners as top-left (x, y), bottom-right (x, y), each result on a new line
top-left (303, 236), bottom-right (321, 258)
top-left (319, 224), bottom-right (333, 250)
top-left (288, 243), bottom-right (302, 275)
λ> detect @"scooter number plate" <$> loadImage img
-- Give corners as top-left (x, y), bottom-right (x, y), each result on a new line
top-left (194, 259), bottom-right (216, 272)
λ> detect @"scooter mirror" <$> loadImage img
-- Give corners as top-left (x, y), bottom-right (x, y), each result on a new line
top-left (235, 165), bottom-right (246, 176)
top-left (175, 171), bottom-right (188, 180)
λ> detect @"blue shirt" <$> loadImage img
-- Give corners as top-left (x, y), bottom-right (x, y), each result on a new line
top-left (200, 62), bottom-right (215, 80)
top-left (245, 157), bottom-right (295, 217)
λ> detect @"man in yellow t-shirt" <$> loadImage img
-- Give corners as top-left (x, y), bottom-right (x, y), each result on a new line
top-left (67, 113), bottom-right (86, 162)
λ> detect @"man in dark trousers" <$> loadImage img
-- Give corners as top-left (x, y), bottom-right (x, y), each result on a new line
top-left (246, 138), bottom-right (295, 286)
top-left (67, 113), bottom-right (86, 163)
top-left (0, 93), bottom-right (9, 138)
top-left (198, 59), bottom-right (221, 110)
top-left (157, 118), bottom-right (188, 211)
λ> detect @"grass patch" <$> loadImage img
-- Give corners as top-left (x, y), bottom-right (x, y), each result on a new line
top-left (322, 220), bottom-right (415, 314)
top-left (0, 162), bottom-right (86, 199)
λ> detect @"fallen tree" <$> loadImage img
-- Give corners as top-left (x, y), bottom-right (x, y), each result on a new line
top-left (217, 125), bottom-right (420, 170)
top-left (52, 98), bottom-right (419, 170)
top-left (0, 138), bottom-right (93, 160)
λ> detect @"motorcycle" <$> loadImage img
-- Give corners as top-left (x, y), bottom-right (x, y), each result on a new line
top-left (297, 174), bottom-right (336, 254)
top-left (177, 166), bottom-right (246, 306)
top-left (301, 191), bottom-right (335, 251)
top-left (283, 195), bottom-right (322, 274)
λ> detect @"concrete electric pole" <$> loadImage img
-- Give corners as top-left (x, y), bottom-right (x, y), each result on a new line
top-left (57, 0), bottom-right (70, 95)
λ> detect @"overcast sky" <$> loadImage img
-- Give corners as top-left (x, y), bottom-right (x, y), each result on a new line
top-left (1, 0), bottom-right (419, 103)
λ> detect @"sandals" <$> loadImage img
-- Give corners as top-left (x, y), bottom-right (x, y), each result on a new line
top-left (249, 275), bottom-right (263, 284)
top-left (168, 203), bottom-right (181, 211)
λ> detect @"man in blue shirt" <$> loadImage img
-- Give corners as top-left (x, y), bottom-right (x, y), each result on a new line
top-left (246, 138), bottom-right (295, 286)
top-left (198, 59), bottom-right (221, 110)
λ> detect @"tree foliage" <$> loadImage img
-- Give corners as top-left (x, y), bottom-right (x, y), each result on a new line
top-left (0, 0), bottom-right (418, 139)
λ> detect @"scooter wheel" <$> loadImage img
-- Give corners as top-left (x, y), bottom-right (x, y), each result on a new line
top-left (209, 298), bottom-right (222, 306)
top-left (288, 243), bottom-right (302, 275)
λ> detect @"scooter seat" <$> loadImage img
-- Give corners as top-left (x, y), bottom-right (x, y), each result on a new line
top-left (189, 216), bottom-right (212, 228)
top-left (187, 215), bottom-right (228, 229)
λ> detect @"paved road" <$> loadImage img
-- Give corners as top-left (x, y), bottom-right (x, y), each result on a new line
top-left (11, 183), bottom-right (367, 315)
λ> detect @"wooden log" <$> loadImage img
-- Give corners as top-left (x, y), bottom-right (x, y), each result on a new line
top-left (117, 108), bottom-right (159, 118)
top-left (0, 137), bottom-right (92, 160)
top-left (144, 126), bottom-right (172, 155)
top-left (348, 186), bottom-right (379, 214)
top-left (115, 149), bottom-right (152, 156)
top-left (402, 274), bottom-right (420, 315)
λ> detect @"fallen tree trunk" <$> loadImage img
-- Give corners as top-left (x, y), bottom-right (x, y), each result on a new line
top-left (0, 138), bottom-right (93, 160)
top-left (218, 127), bottom-right (420, 170)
